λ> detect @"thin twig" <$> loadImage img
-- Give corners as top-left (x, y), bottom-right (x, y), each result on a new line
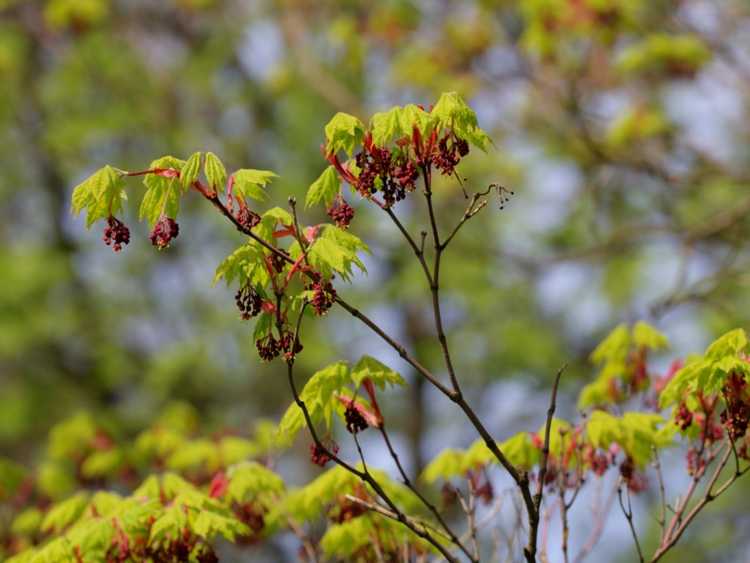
top-left (284, 310), bottom-right (459, 562)
top-left (617, 483), bottom-right (645, 563)
top-left (527, 364), bottom-right (567, 562)
top-left (573, 480), bottom-right (618, 563)
top-left (378, 425), bottom-right (475, 561)
top-left (652, 448), bottom-right (667, 536)
top-left (651, 441), bottom-right (748, 562)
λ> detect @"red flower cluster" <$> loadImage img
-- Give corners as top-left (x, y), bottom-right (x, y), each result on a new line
top-left (327, 196), bottom-right (355, 229)
top-left (235, 285), bottom-right (263, 320)
top-left (354, 140), bottom-right (418, 207)
top-left (310, 441), bottom-right (339, 467)
top-left (149, 216), bottom-right (179, 249)
top-left (344, 404), bottom-right (369, 434)
top-left (309, 280), bottom-right (337, 316)
top-left (103, 216), bottom-right (130, 252)
top-left (236, 206), bottom-right (261, 230)
top-left (255, 331), bottom-right (302, 362)
top-left (619, 457), bottom-right (648, 492)
top-left (720, 372), bottom-right (750, 441)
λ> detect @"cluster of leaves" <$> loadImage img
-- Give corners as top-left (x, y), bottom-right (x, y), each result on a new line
top-left (0, 404), bottom-right (286, 562)
top-left (269, 465), bottom-right (434, 561)
top-left (277, 355), bottom-right (406, 448)
top-left (3, 320), bottom-right (749, 560)
top-left (68, 91), bottom-right (493, 371)
top-left (423, 323), bottom-right (750, 499)
top-left (70, 147), bottom-right (370, 364)
top-left (0, 372), bottom-right (438, 562)
top-left (309, 91), bottom-right (490, 211)
top-left (55, 90), bottom-right (750, 561)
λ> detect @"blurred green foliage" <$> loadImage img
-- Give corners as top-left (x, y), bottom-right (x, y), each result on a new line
top-left (2, 0), bottom-right (750, 560)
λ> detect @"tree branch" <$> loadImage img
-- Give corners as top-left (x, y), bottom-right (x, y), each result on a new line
top-left (618, 483), bottom-right (645, 563)
top-left (526, 364), bottom-right (566, 562)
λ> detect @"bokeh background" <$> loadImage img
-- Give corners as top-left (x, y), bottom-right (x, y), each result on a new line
top-left (1, 0), bottom-right (750, 561)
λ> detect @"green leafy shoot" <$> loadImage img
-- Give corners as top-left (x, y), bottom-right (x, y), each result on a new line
top-left (306, 165), bottom-right (340, 208)
top-left (231, 169), bottom-right (278, 206)
top-left (350, 355), bottom-right (406, 389)
top-left (71, 165), bottom-right (127, 228)
top-left (324, 112), bottom-right (365, 157)
top-left (139, 155), bottom-right (187, 226)
top-left (431, 91), bottom-right (491, 151)
top-left (204, 151), bottom-right (227, 193)
top-left (180, 151), bottom-right (202, 190)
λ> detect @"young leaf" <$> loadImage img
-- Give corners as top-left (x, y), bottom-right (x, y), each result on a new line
top-left (139, 156), bottom-right (187, 226)
top-left (204, 151), bottom-right (227, 192)
top-left (400, 103), bottom-right (435, 136)
top-left (422, 448), bottom-right (467, 483)
top-left (225, 461), bottom-right (285, 505)
top-left (41, 492), bottom-right (89, 533)
top-left (306, 165), bottom-right (340, 208)
top-left (320, 518), bottom-right (374, 559)
top-left (213, 241), bottom-right (268, 287)
top-left (80, 448), bottom-right (124, 479)
top-left (71, 165), bottom-right (126, 228)
top-left (431, 91), bottom-right (491, 150)
top-left (498, 432), bottom-right (539, 470)
top-left (370, 106), bottom-right (406, 147)
top-left (277, 362), bottom-right (350, 443)
top-left (350, 355), bottom-right (406, 389)
top-left (705, 328), bottom-right (747, 360)
top-left (0, 457), bottom-right (26, 501)
top-left (307, 225), bottom-right (368, 281)
top-left (11, 508), bottom-right (43, 536)
top-left (617, 33), bottom-right (711, 76)
top-left (590, 324), bottom-right (630, 365)
top-left (181, 152), bottom-right (202, 190)
top-left (632, 321), bottom-right (669, 351)
top-left (232, 169), bottom-right (277, 205)
top-left (324, 112), bottom-right (365, 156)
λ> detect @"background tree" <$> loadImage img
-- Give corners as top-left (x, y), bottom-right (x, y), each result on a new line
top-left (1, 0), bottom-right (750, 561)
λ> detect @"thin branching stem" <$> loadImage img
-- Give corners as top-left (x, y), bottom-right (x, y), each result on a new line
top-left (283, 305), bottom-right (460, 563)
top-left (617, 483), bottom-right (645, 563)
top-left (378, 425), bottom-right (475, 561)
top-left (526, 365), bottom-right (567, 562)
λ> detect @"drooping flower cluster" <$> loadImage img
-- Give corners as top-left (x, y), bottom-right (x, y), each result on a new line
top-left (619, 457), bottom-right (648, 492)
top-left (233, 502), bottom-right (266, 542)
top-left (354, 141), bottom-right (418, 207)
top-left (310, 440), bottom-right (339, 467)
top-left (327, 196), bottom-right (355, 229)
top-left (344, 404), bottom-right (369, 434)
top-left (308, 279), bottom-right (337, 316)
top-left (344, 125), bottom-right (474, 208)
top-left (674, 402), bottom-right (693, 430)
top-left (433, 133), bottom-right (468, 176)
top-left (583, 444), bottom-right (611, 476)
top-left (149, 216), bottom-right (180, 249)
top-left (468, 469), bottom-right (494, 504)
top-left (235, 285), bottom-right (263, 320)
top-left (236, 206), bottom-right (261, 231)
top-left (102, 216), bottom-right (130, 252)
top-left (255, 331), bottom-right (302, 362)
top-left (720, 372), bottom-right (750, 441)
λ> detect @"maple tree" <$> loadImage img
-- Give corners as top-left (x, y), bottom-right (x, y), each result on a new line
top-left (1, 92), bottom-right (748, 562)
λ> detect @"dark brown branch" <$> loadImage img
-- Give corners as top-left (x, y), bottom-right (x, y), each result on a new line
top-left (332, 296), bottom-right (455, 397)
top-left (384, 207), bottom-right (433, 286)
top-left (284, 308), bottom-right (458, 563)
